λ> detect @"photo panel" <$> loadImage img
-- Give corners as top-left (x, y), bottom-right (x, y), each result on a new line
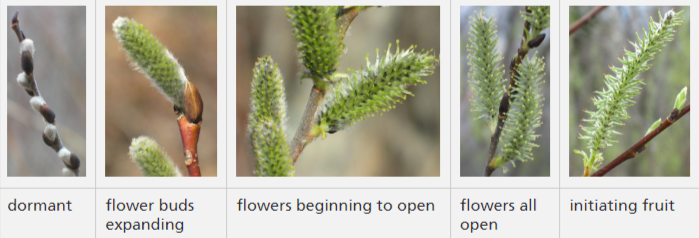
top-left (96, 0), bottom-right (226, 188)
top-left (1, 0), bottom-right (96, 188)
top-left (451, 0), bottom-right (560, 188)
top-left (561, 2), bottom-right (696, 188)
top-left (230, 0), bottom-right (450, 188)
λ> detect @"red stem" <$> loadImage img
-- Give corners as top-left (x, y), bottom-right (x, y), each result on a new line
top-left (592, 104), bottom-right (690, 176)
top-left (569, 6), bottom-right (607, 35)
top-left (178, 115), bottom-right (201, 177)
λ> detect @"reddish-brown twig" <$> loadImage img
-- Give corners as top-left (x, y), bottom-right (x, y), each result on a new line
top-left (569, 6), bottom-right (607, 35)
top-left (177, 82), bottom-right (203, 177)
top-left (592, 104), bottom-right (690, 176)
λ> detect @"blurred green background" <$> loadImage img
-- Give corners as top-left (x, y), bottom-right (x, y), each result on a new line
top-left (236, 6), bottom-right (440, 176)
top-left (569, 6), bottom-right (690, 176)
top-left (105, 6), bottom-right (217, 176)
top-left (7, 6), bottom-right (86, 176)
top-left (460, 6), bottom-right (551, 177)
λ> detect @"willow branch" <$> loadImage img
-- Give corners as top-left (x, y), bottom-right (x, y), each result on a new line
top-left (592, 104), bottom-right (690, 176)
top-left (569, 6), bottom-right (607, 35)
top-left (12, 11), bottom-right (80, 176)
top-left (177, 82), bottom-right (203, 177)
top-left (290, 87), bottom-right (326, 163)
top-left (485, 7), bottom-right (546, 176)
top-left (288, 6), bottom-right (365, 163)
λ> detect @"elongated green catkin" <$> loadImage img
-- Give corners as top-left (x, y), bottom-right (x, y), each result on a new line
top-left (521, 6), bottom-right (550, 39)
top-left (467, 10), bottom-right (505, 131)
top-left (315, 42), bottom-right (437, 135)
top-left (249, 56), bottom-right (288, 127)
top-left (129, 136), bottom-right (181, 177)
top-left (287, 6), bottom-right (343, 88)
top-left (493, 55), bottom-right (545, 170)
top-left (251, 119), bottom-right (294, 176)
top-left (576, 10), bottom-right (684, 173)
top-left (249, 56), bottom-right (294, 176)
top-left (113, 17), bottom-right (187, 108)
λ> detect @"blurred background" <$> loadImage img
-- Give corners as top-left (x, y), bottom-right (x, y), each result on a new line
top-left (569, 6), bottom-right (690, 176)
top-left (7, 6), bottom-right (86, 177)
top-left (105, 6), bottom-right (217, 176)
top-left (460, 6), bottom-right (551, 176)
top-left (236, 6), bottom-right (440, 176)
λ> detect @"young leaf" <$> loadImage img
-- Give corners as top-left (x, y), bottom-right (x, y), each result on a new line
top-left (491, 55), bottom-right (545, 170)
top-left (129, 136), bottom-right (181, 177)
top-left (467, 10), bottom-right (505, 133)
top-left (315, 42), bottom-right (437, 135)
top-left (113, 17), bottom-right (188, 108)
top-left (577, 10), bottom-right (684, 174)
top-left (674, 86), bottom-right (687, 111)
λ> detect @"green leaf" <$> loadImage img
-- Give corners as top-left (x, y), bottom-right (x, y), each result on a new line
top-left (674, 86), bottom-right (687, 111)
top-left (112, 17), bottom-right (187, 108)
top-left (129, 136), bottom-right (181, 177)
top-left (316, 42), bottom-right (437, 134)
top-left (467, 10), bottom-right (505, 133)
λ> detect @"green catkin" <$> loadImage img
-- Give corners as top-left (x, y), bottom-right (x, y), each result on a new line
top-left (249, 56), bottom-right (294, 177)
top-left (467, 10), bottom-right (505, 132)
top-left (129, 136), bottom-right (181, 177)
top-left (315, 42), bottom-right (437, 135)
top-left (287, 6), bottom-right (344, 89)
top-left (520, 6), bottom-right (550, 41)
top-left (251, 119), bottom-right (294, 177)
top-left (575, 10), bottom-right (684, 173)
top-left (113, 17), bottom-right (188, 108)
top-left (492, 55), bottom-right (545, 171)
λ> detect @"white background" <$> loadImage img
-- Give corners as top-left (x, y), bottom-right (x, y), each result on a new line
top-left (0, 0), bottom-right (697, 237)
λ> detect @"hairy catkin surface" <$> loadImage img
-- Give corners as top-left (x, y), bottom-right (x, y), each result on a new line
top-left (316, 43), bottom-right (437, 134)
top-left (113, 17), bottom-right (187, 108)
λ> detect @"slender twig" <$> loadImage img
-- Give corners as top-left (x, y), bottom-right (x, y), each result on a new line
top-left (178, 82), bottom-right (203, 176)
top-left (485, 7), bottom-right (546, 176)
top-left (569, 6), bottom-right (607, 35)
top-left (592, 104), bottom-right (690, 176)
top-left (290, 87), bottom-right (326, 163)
top-left (12, 11), bottom-right (81, 176)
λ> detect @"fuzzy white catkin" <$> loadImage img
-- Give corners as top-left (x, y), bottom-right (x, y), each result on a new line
top-left (19, 39), bottom-right (35, 56)
top-left (58, 148), bottom-right (71, 166)
top-left (16, 72), bottom-right (31, 90)
top-left (44, 124), bottom-right (57, 141)
top-left (62, 167), bottom-right (73, 176)
top-left (29, 96), bottom-right (45, 113)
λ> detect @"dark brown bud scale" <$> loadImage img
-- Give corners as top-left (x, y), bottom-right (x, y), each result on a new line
top-left (21, 52), bottom-right (33, 75)
top-left (528, 34), bottom-right (546, 48)
top-left (67, 153), bottom-right (80, 170)
top-left (42, 132), bottom-right (54, 147)
top-left (499, 92), bottom-right (510, 115)
top-left (40, 104), bottom-right (56, 124)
